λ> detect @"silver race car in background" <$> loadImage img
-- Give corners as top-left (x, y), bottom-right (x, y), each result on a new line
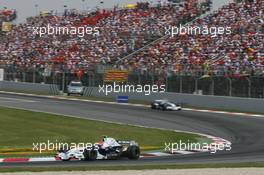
top-left (151, 100), bottom-right (182, 111)
top-left (57, 137), bottom-right (140, 161)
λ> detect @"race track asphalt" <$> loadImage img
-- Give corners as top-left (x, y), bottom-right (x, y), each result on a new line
top-left (0, 92), bottom-right (264, 167)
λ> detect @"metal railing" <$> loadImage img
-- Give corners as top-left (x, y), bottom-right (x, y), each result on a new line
top-left (3, 70), bottom-right (264, 99)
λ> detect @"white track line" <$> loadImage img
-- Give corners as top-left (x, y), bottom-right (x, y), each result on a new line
top-left (29, 157), bottom-right (57, 162)
top-left (0, 96), bottom-right (36, 103)
top-left (149, 152), bottom-right (173, 156)
top-left (172, 150), bottom-right (195, 154)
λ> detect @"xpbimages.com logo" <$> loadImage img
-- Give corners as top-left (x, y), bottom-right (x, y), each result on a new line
top-left (28, 24), bottom-right (100, 37)
top-left (165, 24), bottom-right (232, 37)
top-left (98, 82), bottom-right (166, 96)
top-left (32, 140), bottom-right (96, 153)
top-left (164, 140), bottom-right (232, 154)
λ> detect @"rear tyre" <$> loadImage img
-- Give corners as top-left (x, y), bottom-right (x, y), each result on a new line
top-left (127, 145), bottom-right (140, 160)
top-left (83, 149), bottom-right (97, 161)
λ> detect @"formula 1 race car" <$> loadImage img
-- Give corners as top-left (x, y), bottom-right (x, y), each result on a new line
top-left (151, 100), bottom-right (182, 111)
top-left (57, 137), bottom-right (140, 161)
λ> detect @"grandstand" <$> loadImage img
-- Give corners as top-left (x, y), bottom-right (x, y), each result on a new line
top-left (119, 1), bottom-right (264, 77)
top-left (0, 1), bottom-right (208, 72)
top-left (0, 0), bottom-right (263, 98)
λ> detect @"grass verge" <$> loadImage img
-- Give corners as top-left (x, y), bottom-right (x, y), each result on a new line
top-left (0, 106), bottom-right (204, 158)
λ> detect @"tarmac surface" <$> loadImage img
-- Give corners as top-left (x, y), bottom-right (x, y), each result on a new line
top-left (0, 92), bottom-right (263, 168)
top-left (2, 168), bottom-right (264, 175)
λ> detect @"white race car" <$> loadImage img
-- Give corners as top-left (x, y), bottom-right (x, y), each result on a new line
top-left (151, 100), bottom-right (182, 111)
top-left (57, 137), bottom-right (140, 161)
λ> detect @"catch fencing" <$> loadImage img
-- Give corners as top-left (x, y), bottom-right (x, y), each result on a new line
top-left (3, 70), bottom-right (264, 99)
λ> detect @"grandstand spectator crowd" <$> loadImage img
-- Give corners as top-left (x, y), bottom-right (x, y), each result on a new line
top-left (0, 0), bottom-right (263, 77)
top-left (121, 0), bottom-right (264, 77)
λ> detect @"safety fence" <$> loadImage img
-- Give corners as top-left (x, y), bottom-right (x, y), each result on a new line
top-left (0, 81), bottom-right (59, 95)
top-left (3, 70), bottom-right (264, 99)
top-left (0, 80), bottom-right (263, 113)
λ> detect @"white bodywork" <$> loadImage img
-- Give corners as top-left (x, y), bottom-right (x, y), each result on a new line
top-left (152, 100), bottom-right (182, 111)
top-left (165, 102), bottom-right (182, 110)
top-left (57, 138), bottom-right (139, 161)
top-left (101, 137), bottom-right (120, 149)
top-left (57, 147), bottom-right (107, 160)
top-left (58, 147), bottom-right (86, 160)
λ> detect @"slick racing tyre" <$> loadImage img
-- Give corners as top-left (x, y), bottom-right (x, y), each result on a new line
top-left (83, 149), bottom-right (97, 161)
top-left (127, 145), bottom-right (140, 160)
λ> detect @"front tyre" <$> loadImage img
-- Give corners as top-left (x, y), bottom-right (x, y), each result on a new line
top-left (127, 145), bottom-right (140, 160)
top-left (83, 149), bottom-right (97, 161)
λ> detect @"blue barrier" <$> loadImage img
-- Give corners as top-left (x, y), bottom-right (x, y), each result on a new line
top-left (117, 95), bottom-right (128, 103)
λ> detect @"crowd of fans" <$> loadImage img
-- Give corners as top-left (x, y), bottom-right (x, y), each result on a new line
top-left (121, 0), bottom-right (264, 77)
top-left (0, 0), bottom-right (263, 78)
top-left (0, 1), bottom-right (207, 74)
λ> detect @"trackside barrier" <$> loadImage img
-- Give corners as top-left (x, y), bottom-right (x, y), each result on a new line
top-left (117, 96), bottom-right (129, 103)
top-left (0, 81), bottom-right (59, 95)
top-left (84, 87), bottom-right (264, 114)
top-left (49, 84), bottom-right (60, 95)
top-left (83, 87), bottom-right (95, 96)
top-left (0, 82), bottom-right (263, 114)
